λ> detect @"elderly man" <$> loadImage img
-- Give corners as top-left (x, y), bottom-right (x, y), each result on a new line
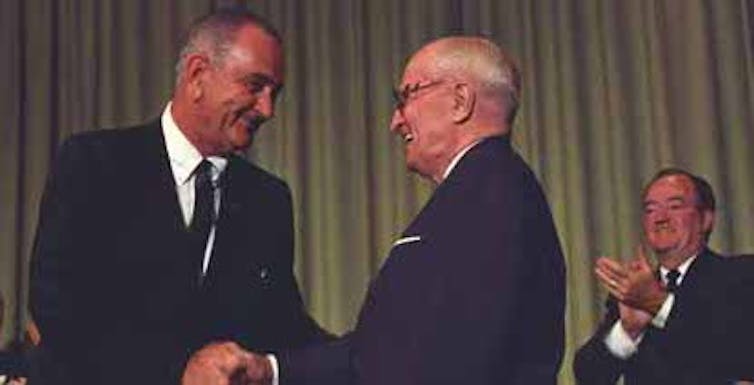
top-left (184, 35), bottom-right (566, 385)
top-left (29, 9), bottom-right (326, 385)
top-left (574, 168), bottom-right (754, 384)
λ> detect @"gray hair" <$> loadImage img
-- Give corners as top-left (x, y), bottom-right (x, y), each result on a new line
top-left (430, 37), bottom-right (522, 124)
top-left (175, 8), bottom-right (281, 83)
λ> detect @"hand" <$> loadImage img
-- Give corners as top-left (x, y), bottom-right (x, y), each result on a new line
top-left (618, 301), bottom-right (652, 340)
top-left (182, 341), bottom-right (272, 385)
top-left (243, 351), bottom-right (274, 384)
top-left (595, 245), bottom-right (668, 314)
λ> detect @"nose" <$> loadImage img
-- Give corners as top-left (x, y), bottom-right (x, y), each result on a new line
top-left (390, 108), bottom-right (405, 134)
top-left (255, 87), bottom-right (276, 120)
top-left (652, 207), bottom-right (669, 223)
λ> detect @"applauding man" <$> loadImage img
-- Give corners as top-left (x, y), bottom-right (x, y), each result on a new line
top-left (574, 168), bottom-right (754, 384)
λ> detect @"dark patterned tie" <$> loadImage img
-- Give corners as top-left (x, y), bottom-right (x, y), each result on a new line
top-left (665, 269), bottom-right (681, 293)
top-left (190, 160), bottom-right (214, 283)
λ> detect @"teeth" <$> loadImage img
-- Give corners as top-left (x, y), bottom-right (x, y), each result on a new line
top-left (403, 133), bottom-right (414, 143)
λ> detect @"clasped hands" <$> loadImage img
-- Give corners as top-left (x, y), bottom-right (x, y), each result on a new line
top-left (182, 341), bottom-right (273, 385)
top-left (594, 246), bottom-right (669, 339)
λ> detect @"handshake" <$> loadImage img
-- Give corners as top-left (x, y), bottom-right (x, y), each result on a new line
top-left (182, 342), bottom-right (274, 385)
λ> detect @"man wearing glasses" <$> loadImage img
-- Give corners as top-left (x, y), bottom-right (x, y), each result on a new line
top-left (184, 35), bottom-right (566, 385)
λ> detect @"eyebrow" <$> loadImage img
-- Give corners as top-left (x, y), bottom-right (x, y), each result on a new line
top-left (643, 196), bottom-right (687, 206)
top-left (240, 73), bottom-right (283, 89)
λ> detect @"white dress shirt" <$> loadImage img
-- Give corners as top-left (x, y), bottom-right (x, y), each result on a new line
top-left (161, 103), bottom-right (227, 275)
top-left (442, 139), bottom-right (482, 181)
top-left (604, 255), bottom-right (697, 358)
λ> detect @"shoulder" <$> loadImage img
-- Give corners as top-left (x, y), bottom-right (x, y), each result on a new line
top-left (58, 121), bottom-right (160, 160)
top-left (225, 156), bottom-right (291, 199)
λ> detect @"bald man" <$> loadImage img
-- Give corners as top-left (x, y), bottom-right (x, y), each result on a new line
top-left (184, 35), bottom-right (566, 385)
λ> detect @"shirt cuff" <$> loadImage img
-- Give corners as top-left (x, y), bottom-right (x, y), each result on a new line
top-left (651, 293), bottom-right (675, 329)
top-left (603, 320), bottom-right (643, 359)
top-left (266, 354), bottom-right (279, 385)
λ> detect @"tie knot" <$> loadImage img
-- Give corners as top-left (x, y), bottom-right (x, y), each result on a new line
top-left (665, 269), bottom-right (681, 292)
top-left (195, 159), bottom-right (213, 178)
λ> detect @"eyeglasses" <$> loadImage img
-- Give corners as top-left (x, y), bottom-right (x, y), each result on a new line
top-left (392, 80), bottom-right (445, 111)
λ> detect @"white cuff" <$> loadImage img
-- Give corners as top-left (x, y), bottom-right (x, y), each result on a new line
top-left (603, 320), bottom-right (643, 359)
top-left (266, 354), bottom-right (279, 385)
top-left (651, 293), bottom-right (674, 329)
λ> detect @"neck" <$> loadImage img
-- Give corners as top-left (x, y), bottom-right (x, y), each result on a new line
top-left (170, 98), bottom-right (215, 157)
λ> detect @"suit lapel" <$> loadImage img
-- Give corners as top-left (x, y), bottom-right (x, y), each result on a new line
top-left (203, 158), bottom-right (268, 284)
top-left (141, 121), bottom-right (187, 235)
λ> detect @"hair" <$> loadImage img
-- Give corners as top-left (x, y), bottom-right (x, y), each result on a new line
top-left (174, 8), bottom-right (281, 83)
top-left (428, 36), bottom-right (522, 124)
top-left (642, 167), bottom-right (716, 212)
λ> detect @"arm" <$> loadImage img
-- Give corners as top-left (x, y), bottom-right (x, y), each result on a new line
top-left (573, 299), bottom-right (627, 385)
top-left (28, 135), bottom-right (113, 382)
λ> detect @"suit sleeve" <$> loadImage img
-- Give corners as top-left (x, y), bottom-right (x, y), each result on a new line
top-left (29, 136), bottom-right (110, 382)
top-left (277, 335), bottom-right (352, 385)
top-left (573, 298), bottom-right (626, 385)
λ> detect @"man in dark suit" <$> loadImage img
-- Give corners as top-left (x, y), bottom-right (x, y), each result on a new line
top-left (574, 168), bottom-right (754, 384)
top-left (28, 9), bottom-right (326, 385)
top-left (184, 36), bottom-right (566, 385)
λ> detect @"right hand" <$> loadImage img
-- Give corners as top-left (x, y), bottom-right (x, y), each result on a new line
top-left (182, 341), bottom-right (271, 385)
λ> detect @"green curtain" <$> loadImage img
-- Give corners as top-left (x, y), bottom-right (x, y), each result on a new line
top-left (2, 1), bottom-right (753, 383)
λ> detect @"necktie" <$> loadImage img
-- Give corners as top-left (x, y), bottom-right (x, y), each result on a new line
top-left (665, 269), bottom-right (681, 293)
top-left (190, 160), bottom-right (214, 282)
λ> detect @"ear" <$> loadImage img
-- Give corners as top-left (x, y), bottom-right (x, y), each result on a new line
top-left (701, 209), bottom-right (715, 235)
top-left (450, 82), bottom-right (475, 124)
top-left (183, 53), bottom-right (211, 101)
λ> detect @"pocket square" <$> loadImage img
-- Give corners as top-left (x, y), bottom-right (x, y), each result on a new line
top-left (393, 235), bottom-right (422, 247)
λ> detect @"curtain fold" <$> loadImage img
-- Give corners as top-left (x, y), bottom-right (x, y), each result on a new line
top-left (2, 1), bottom-right (753, 383)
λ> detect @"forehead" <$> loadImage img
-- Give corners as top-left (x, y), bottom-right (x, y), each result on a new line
top-left (400, 50), bottom-right (436, 85)
top-left (644, 174), bottom-right (696, 203)
top-left (224, 24), bottom-right (283, 81)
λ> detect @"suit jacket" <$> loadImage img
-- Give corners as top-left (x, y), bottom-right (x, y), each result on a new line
top-left (279, 135), bottom-right (566, 385)
top-left (573, 249), bottom-right (754, 385)
top-left (29, 121), bottom-right (325, 385)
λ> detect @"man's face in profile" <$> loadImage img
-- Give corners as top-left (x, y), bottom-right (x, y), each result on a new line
top-left (199, 24), bottom-right (283, 154)
top-left (642, 174), bottom-right (712, 260)
top-left (390, 55), bottom-right (456, 181)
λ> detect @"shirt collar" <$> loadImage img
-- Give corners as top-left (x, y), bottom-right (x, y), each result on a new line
top-left (441, 139), bottom-right (483, 181)
top-left (161, 103), bottom-right (228, 186)
top-left (659, 254), bottom-right (697, 286)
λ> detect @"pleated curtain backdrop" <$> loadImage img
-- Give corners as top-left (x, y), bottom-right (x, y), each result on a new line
top-left (2, 1), bottom-right (753, 383)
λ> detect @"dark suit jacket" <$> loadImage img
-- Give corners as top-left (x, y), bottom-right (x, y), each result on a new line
top-left (279, 136), bottom-right (566, 385)
top-left (29, 121), bottom-right (325, 385)
top-left (573, 249), bottom-right (754, 385)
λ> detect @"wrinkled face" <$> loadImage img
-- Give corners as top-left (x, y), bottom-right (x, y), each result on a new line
top-left (642, 174), bottom-right (713, 260)
top-left (389, 57), bottom-right (456, 182)
top-left (197, 24), bottom-right (283, 154)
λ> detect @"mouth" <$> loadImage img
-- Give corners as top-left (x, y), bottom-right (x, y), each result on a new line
top-left (400, 132), bottom-right (414, 143)
top-left (240, 115), bottom-right (262, 134)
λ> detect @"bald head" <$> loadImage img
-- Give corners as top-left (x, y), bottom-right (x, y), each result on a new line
top-left (407, 36), bottom-right (521, 125)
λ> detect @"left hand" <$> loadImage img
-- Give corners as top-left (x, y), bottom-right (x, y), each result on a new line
top-left (182, 341), bottom-right (260, 385)
top-left (595, 245), bottom-right (668, 314)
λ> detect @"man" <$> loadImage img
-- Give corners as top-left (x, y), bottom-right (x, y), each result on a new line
top-left (184, 36), bottom-right (566, 385)
top-left (29, 9), bottom-right (325, 385)
top-left (574, 168), bottom-right (754, 384)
